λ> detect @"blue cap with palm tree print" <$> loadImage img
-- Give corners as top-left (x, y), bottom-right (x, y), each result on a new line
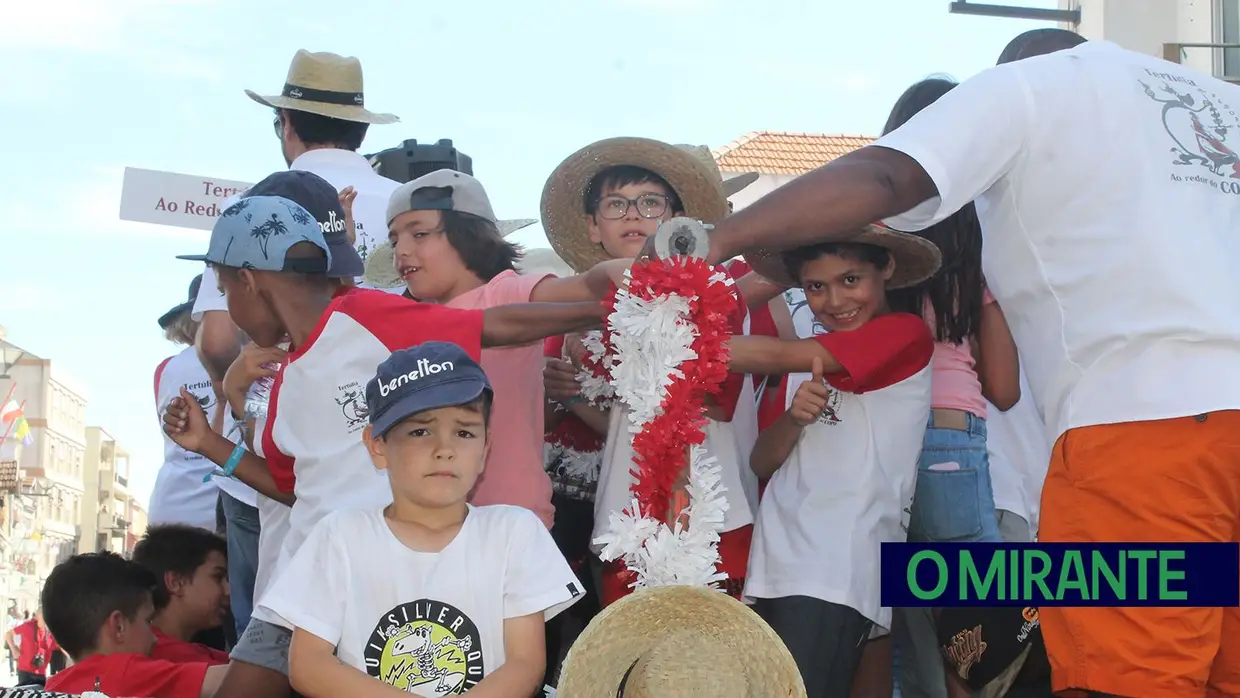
top-left (177, 195), bottom-right (333, 274)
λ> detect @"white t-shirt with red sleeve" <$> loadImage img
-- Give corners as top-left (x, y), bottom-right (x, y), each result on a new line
top-left (446, 270), bottom-right (556, 528)
top-left (743, 313), bottom-right (934, 631)
top-left (258, 288), bottom-right (484, 625)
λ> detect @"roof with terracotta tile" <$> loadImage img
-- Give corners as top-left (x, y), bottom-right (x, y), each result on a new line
top-left (713, 131), bottom-right (875, 176)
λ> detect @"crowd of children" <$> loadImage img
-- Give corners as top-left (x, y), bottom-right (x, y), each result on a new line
top-left (23, 24), bottom-right (1240, 698)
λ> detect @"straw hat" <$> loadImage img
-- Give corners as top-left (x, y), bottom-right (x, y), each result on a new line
top-left (746, 224), bottom-right (942, 290)
top-left (556, 586), bottom-right (806, 698)
top-left (540, 138), bottom-right (731, 272)
top-left (246, 50), bottom-right (399, 125)
top-left (361, 219), bottom-right (540, 289)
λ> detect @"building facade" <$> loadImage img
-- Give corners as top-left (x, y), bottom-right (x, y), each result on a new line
top-left (81, 427), bottom-right (141, 557)
top-left (1057, 0), bottom-right (1240, 80)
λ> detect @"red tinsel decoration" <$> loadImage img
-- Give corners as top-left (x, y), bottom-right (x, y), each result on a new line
top-left (603, 258), bottom-right (738, 522)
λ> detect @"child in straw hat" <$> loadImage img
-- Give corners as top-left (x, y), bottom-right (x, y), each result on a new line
top-left (538, 138), bottom-right (779, 685)
top-left (723, 230), bottom-right (941, 698)
top-left (265, 342), bottom-right (584, 698)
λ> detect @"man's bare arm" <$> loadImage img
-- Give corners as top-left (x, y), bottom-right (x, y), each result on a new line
top-left (195, 311), bottom-right (243, 383)
top-left (706, 147), bottom-right (938, 265)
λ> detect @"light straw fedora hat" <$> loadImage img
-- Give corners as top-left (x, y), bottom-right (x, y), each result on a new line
top-left (362, 219), bottom-right (540, 289)
top-left (556, 586), bottom-right (806, 698)
top-left (746, 223), bottom-right (942, 290)
top-left (540, 137), bottom-right (731, 273)
top-left (246, 49), bottom-right (399, 125)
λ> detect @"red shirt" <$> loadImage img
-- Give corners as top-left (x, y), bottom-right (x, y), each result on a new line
top-left (149, 628), bottom-right (229, 666)
top-left (46, 653), bottom-right (207, 698)
top-left (13, 619), bottom-right (56, 674)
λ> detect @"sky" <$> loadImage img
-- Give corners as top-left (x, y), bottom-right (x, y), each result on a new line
top-left (0, 0), bottom-right (1058, 507)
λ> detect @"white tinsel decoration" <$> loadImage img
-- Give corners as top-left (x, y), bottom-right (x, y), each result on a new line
top-left (576, 330), bottom-right (616, 407)
top-left (543, 442), bottom-right (602, 486)
top-left (607, 270), bottom-right (698, 428)
top-left (594, 444), bottom-right (730, 590)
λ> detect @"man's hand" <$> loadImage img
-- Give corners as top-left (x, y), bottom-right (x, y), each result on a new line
top-left (338, 186), bottom-right (358, 245)
top-left (223, 343), bottom-right (286, 410)
top-left (544, 358), bottom-right (581, 402)
top-left (163, 388), bottom-right (214, 453)
top-left (788, 357), bottom-right (828, 427)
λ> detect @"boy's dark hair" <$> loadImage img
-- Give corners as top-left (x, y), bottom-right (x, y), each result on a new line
top-left (782, 242), bottom-right (892, 286)
top-left (41, 552), bottom-right (157, 660)
top-left (881, 77), bottom-right (985, 345)
top-left (280, 109), bottom-right (369, 151)
top-left (584, 166), bottom-right (684, 215)
top-left (997, 28), bottom-right (1086, 64)
top-left (414, 190), bottom-right (521, 281)
top-left (132, 525), bottom-right (228, 611)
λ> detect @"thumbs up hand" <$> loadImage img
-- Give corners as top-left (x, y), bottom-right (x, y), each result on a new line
top-left (789, 356), bottom-right (830, 427)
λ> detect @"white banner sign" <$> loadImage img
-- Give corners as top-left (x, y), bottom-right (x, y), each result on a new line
top-left (119, 167), bottom-right (252, 231)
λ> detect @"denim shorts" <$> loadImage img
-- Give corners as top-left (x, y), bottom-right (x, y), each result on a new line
top-left (230, 618), bottom-right (291, 676)
top-left (907, 411), bottom-right (1002, 543)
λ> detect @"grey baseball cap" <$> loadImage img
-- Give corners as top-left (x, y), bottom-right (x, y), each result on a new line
top-left (386, 169), bottom-right (497, 226)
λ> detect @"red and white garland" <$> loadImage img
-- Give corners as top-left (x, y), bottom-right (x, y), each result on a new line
top-left (584, 258), bottom-right (738, 589)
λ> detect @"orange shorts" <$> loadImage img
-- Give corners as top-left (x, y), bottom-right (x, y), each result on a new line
top-left (600, 524), bottom-right (753, 606)
top-left (1039, 411), bottom-right (1240, 698)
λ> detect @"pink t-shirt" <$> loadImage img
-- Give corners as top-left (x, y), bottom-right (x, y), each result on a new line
top-left (448, 270), bottom-right (555, 528)
top-left (926, 289), bottom-right (995, 418)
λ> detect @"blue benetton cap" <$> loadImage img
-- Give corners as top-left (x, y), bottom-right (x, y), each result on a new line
top-left (365, 342), bottom-right (492, 437)
top-left (246, 170), bottom-right (363, 279)
top-left (176, 195), bottom-right (332, 274)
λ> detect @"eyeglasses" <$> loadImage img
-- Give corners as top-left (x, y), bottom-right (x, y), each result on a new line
top-left (272, 112), bottom-right (283, 139)
top-left (595, 194), bottom-right (671, 220)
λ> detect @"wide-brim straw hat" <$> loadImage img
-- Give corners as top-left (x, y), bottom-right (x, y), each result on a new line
top-left (247, 49), bottom-right (399, 125)
top-left (747, 224), bottom-right (942, 290)
top-left (361, 219), bottom-right (540, 289)
top-left (556, 586), bottom-right (806, 698)
top-left (541, 138), bottom-right (731, 273)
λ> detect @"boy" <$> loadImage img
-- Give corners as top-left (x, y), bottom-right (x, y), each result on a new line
top-left (163, 195), bottom-right (609, 697)
top-left (539, 137), bottom-right (778, 607)
top-left (727, 230), bottom-right (941, 698)
top-left (132, 525), bottom-right (231, 666)
top-left (43, 552), bottom-right (224, 697)
top-left (262, 342), bottom-right (582, 697)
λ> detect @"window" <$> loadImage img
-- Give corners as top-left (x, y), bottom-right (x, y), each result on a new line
top-left (1219, 0), bottom-right (1240, 78)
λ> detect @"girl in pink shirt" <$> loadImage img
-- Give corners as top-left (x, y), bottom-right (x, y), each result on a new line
top-left (883, 77), bottom-right (1022, 698)
top-left (382, 169), bottom-right (626, 528)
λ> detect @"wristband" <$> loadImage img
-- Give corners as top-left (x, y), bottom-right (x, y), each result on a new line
top-left (561, 396), bottom-right (583, 408)
top-left (204, 443), bottom-right (246, 483)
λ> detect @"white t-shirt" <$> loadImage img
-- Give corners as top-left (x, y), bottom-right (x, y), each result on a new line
top-left (149, 348), bottom-right (220, 531)
top-left (259, 289), bottom-right (484, 616)
top-left (987, 368), bottom-right (1051, 536)
top-left (289, 149), bottom-right (401, 282)
top-left (248, 408), bottom-right (290, 612)
top-left (258, 506), bottom-right (583, 695)
top-left (876, 41), bottom-right (1240, 444)
top-left (743, 314), bottom-right (933, 631)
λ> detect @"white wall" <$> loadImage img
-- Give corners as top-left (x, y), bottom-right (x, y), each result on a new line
top-left (723, 172), bottom-right (800, 212)
top-left (1062, 0), bottom-right (1219, 74)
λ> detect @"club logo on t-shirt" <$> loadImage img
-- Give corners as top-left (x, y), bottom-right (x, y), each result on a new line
top-left (364, 599), bottom-right (484, 696)
top-left (335, 381), bottom-right (369, 433)
top-left (816, 386), bottom-right (843, 426)
top-left (1017, 607), bottom-right (1039, 643)
top-left (1140, 69), bottom-right (1240, 193)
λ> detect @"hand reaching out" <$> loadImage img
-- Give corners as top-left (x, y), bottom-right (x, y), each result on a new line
top-left (788, 357), bottom-right (828, 427)
top-left (544, 357), bottom-right (582, 403)
top-left (223, 343), bottom-right (287, 410)
top-left (163, 388), bottom-right (214, 454)
top-left (338, 186), bottom-right (358, 245)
